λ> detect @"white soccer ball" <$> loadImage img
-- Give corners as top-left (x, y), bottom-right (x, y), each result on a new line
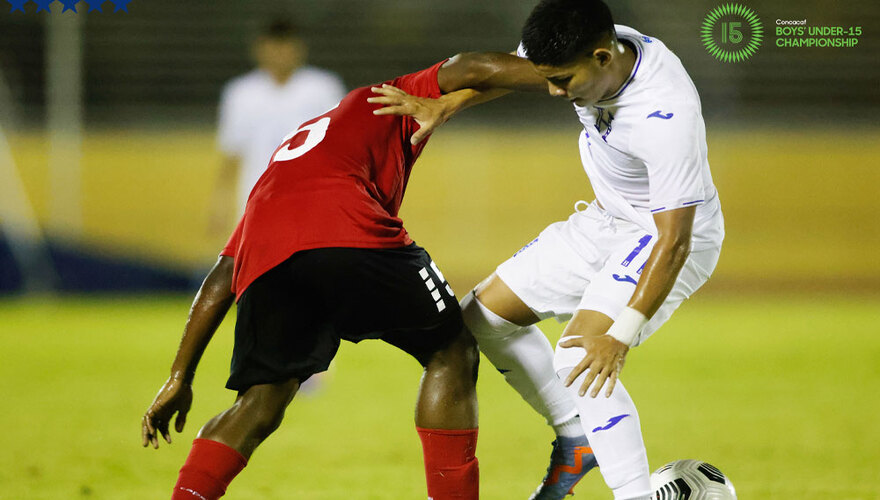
top-left (650, 459), bottom-right (737, 499)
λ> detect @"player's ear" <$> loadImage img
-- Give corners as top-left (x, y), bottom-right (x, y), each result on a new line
top-left (593, 47), bottom-right (613, 66)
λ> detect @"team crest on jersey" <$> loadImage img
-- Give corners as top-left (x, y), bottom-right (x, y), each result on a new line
top-left (594, 108), bottom-right (615, 141)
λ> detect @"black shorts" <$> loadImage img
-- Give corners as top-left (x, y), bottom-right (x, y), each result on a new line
top-left (226, 244), bottom-right (463, 392)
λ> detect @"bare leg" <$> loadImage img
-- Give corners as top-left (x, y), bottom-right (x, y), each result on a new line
top-left (414, 327), bottom-right (481, 500)
top-left (198, 378), bottom-right (301, 458)
top-left (170, 379), bottom-right (301, 499)
top-left (415, 327), bottom-right (479, 429)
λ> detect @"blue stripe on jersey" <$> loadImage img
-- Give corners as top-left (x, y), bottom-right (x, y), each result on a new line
top-left (651, 200), bottom-right (704, 213)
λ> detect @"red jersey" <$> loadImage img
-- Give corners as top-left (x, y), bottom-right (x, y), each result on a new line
top-left (221, 60), bottom-right (446, 298)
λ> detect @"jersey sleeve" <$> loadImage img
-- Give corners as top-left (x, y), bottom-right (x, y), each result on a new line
top-left (629, 107), bottom-right (706, 214)
top-left (217, 82), bottom-right (246, 157)
top-left (387, 60), bottom-right (447, 142)
top-left (389, 59), bottom-right (447, 100)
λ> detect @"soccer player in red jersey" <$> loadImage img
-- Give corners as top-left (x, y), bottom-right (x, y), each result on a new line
top-left (141, 54), bottom-right (543, 500)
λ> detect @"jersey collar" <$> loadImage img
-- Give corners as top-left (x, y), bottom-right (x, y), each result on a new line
top-left (598, 37), bottom-right (642, 103)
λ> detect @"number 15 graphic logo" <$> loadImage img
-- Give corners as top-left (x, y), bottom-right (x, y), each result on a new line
top-left (701, 4), bottom-right (763, 63)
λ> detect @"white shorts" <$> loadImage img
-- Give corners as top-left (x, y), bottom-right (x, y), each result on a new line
top-left (495, 201), bottom-right (721, 346)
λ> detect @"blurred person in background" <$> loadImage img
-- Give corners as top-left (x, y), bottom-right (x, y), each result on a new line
top-left (209, 17), bottom-right (346, 234)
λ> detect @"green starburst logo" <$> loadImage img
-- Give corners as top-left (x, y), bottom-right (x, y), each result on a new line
top-left (701, 3), bottom-right (763, 63)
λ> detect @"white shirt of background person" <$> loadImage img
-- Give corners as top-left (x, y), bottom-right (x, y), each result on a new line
top-left (212, 20), bottom-right (346, 230)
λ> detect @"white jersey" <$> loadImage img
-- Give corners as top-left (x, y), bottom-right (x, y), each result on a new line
top-left (518, 25), bottom-right (723, 251)
top-left (218, 66), bottom-right (346, 212)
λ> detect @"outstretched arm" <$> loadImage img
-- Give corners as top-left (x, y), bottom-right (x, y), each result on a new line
top-left (369, 52), bottom-right (547, 144)
top-left (142, 256), bottom-right (235, 448)
top-left (437, 52), bottom-right (546, 94)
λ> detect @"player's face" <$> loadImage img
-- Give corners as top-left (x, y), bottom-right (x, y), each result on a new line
top-left (534, 48), bottom-right (615, 106)
top-left (254, 37), bottom-right (305, 77)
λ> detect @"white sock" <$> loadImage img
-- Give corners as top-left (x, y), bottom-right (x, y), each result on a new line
top-left (461, 292), bottom-right (582, 436)
top-left (552, 415), bottom-right (584, 438)
top-left (553, 339), bottom-right (652, 500)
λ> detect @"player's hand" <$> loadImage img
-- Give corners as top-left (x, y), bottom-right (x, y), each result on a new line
top-left (368, 84), bottom-right (450, 145)
top-left (142, 376), bottom-right (193, 449)
top-left (558, 334), bottom-right (629, 398)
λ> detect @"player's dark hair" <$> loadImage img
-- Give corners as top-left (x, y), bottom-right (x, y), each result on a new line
top-left (259, 17), bottom-right (300, 40)
top-left (521, 0), bottom-right (616, 66)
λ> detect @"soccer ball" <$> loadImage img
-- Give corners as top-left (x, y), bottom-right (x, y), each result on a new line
top-left (650, 459), bottom-right (737, 499)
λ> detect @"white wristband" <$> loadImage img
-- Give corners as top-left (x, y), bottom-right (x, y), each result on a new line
top-left (606, 306), bottom-right (648, 347)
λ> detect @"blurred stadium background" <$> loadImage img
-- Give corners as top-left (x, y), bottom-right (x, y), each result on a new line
top-left (1, 1), bottom-right (878, 498)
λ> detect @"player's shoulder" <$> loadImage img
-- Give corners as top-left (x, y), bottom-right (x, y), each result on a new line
top-left (617, 27), bottom-right (701, 108)
top-left (614, 24), bottom-right (670, 58)
top-left (615, 25), bottom-right (651, 43)
top-left (222, 70), bottom-right (270, 99)
top-left (293, 66), bottom-right (345, 86)
top-left (616, 25), bottom-right (680, 85)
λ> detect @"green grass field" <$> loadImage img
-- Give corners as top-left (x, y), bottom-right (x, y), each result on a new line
top-left (1, 294), bottom-right (878, 499)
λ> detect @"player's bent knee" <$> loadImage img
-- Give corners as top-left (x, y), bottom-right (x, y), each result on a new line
top-left (450, 329), bottom-right (481, 376)
top-left (457, 329), bottom-right (481, 383)
top-left (237, 379), bottom-right (300, 437)
top-left (460, 291), bottom-right (518, 342)
top-left (428, 329), bottom-right (480, 385)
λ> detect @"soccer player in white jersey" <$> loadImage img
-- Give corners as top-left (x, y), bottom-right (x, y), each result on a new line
top-left (369, 0), bottom-right (724, 498)
top-left (210, 18), bottom-right (346, 228)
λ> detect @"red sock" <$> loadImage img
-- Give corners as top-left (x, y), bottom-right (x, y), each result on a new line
top-left (417, 427), bottom-right (479, 500)
top-left (171, 439), bottom-right (248, 500)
